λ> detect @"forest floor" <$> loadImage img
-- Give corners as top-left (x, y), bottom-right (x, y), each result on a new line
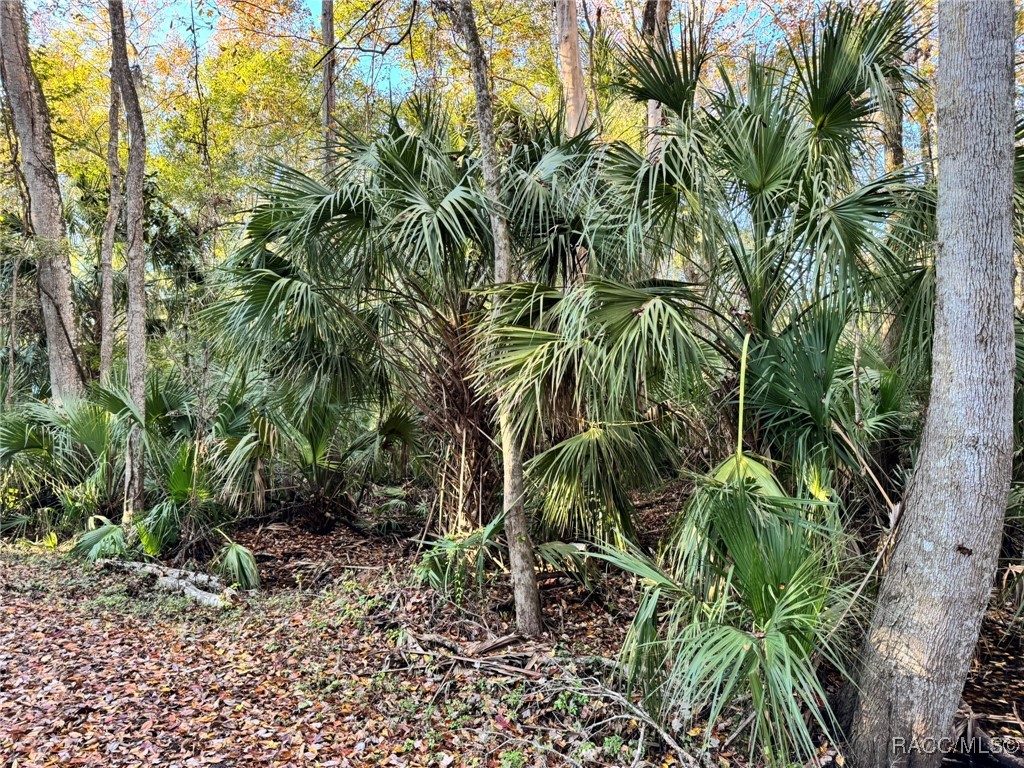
top-left (0, 511), bottom-right (1022, 768)
top-left (0, 519), bottom-right (690, 768)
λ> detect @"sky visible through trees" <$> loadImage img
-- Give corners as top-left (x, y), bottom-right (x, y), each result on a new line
top-left (0, 2), bottom-right (1022, 767)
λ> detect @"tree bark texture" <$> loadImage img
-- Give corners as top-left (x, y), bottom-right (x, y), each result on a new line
top-left (109, 0), bottom-right (147, 522)
top-left (6, 253), bottom-right (19, 404)
top-left (642, 0), bottom-right (669, 156)
top-left (0, 0), bottom-right (84, 400)
top-left (850, 3), bottom-right (1016, 766)
top-left (321, 0), bottom-right (336, 175)
top-left (451, 0), bottom-right (544, 637)
top-left (555, 0), bottom-right (589, 137)
top-left (882, 79), bottom-right (905, 172)
top-left (99, 74), bottom-right (121, 383)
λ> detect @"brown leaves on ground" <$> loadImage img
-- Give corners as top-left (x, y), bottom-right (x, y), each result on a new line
top-left (0, 531), bottom-right (671, 768)
top-left (962, 608), bottom-right (1024, 739)
top-left (4, 518), bottom-right (1021, 768)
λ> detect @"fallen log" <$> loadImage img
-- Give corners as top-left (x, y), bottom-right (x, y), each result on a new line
top-left (95, 559), bottom-right (236, 608)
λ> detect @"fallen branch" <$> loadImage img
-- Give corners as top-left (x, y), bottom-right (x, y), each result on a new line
top-left (544, 675), bottom-right (696, 763)
top-left (404, 629), bottom-right (464, 655)
top-left (96, 559), bottom-right (224, 588)
top-left (723, 710), bottom-right (755, 749)
top-left (395, 626), bottom-right (694, 764)
top-left (466, 633), bottom-right (522, 656)
top-left (974, 729), bottom-right (1024, 768)
top-left (956, 700), bottom-right (1024, 768)
top-left (95, 559), bottom-right (236, 609)
top-left (399, 643), bottom-right (546, 680)
top-left (442, 653), bottom-right (546, 679)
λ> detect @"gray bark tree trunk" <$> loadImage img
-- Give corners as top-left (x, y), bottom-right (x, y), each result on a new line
top-left (880, 72), bottom-right (904, 362)
top-left (0, 0), bottom-right (84, 400)
top-left (882, 77), bottom-right (904, 172)
top-left (554, 0), bottom-right (589, 137)
top-left (6, 253), bottom-right (19, 404)
top-left (921, 112), bottom-right (935, 183)
top-left (849, 3), bottom-right (1016, 767)
top-left (109, 0), bottom-right (147, 522)
top-left (916, 44), bottom-right (936, 184)
top-left (642, 0), bottom-right (669, 156)
top-left (321, 0), bottom-right (336, 176)
top-left (882, 93), bottom-right (904, 172)
top-left (450, 0), bottom-right (544, 636)
top-left (99, 74), bottom-right (121, 383)
top-left (1, 97), bottom-right (27, 405)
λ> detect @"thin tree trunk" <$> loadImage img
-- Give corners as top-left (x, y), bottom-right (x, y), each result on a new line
top-left (555, 0), bottom-right (589, 137)
top-left (0, 0), bottom-right (84, 400)
top-left (881, 70), bottom-right (905, 361)
top-left (99, 75), bottom-right (121, 383)
top-left (921, 110), bottom-right (935, 183)
top-left (109, 0), bottom-right (147, 523)
top-left (642, 0), bottom-right (670, 156)
top-left (6, 254), bottom-right (19, 404)
top-left (581, 1), bottom-right (603, 133)
top-left (849, 3), bottom-right (1016, 767)
top-left (187, 0), bottom-right (214, 233)
top-left (916, 44), bottom-right (936, 184)
top-left (449, 0), bottom-right (544, 637)
top-left (1, 92), bottom-right (30, 233)
top-left (321, 0), bottom-right (336, 175)
top-left (882, 80), bottom-right (904, 172)
top-left (2, 97), bottom-right (27, 406)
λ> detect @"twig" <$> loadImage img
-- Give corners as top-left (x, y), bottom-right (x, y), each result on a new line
top-left (631, 721), bottom-right (648, 768)
top-left (723, 710), bottom-right (755, 748)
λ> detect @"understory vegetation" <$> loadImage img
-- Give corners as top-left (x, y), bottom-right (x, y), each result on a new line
top-left (2, 1), bottom-right (1024, 766)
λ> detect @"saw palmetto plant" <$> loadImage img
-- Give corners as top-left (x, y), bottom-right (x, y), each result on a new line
top-left (470, 4), bottom-right (925, 760)
top-left (595, 336), bottom-right (859, 765)
top-left (4, 2), bottom-right (1000, 765)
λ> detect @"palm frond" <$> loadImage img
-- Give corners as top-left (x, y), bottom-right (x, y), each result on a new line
top-left (214, 537), bottom-right (261, 590)
top-left (617, 9), bottom-right (711, 119)
top-left (72, 516), bottom-right (128, 562)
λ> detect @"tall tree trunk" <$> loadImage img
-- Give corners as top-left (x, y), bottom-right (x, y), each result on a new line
top-left (849, 3), bottom-right (1016, 766)
top-left (450, 0), bottom-right (544, 636)
top-left (6, 254), bottom-right (19, 404)
top-left (1, 92), bottom-right (31, 233)
top-left (921, 109), bottom-right (935, 184)
top-left (2, 95), bottom-right (28, 405)
top-left (882, 77), bottom-right (904, 172)
top-left (642, 0), bottom-right (670, 156)
top-left (109, 0), bottom-right (147, 523)
top-left (0, 0), bottom-right (84, 400)
top-left (580, 1), bottom-right (603, 133)
top-left (321, 0), bottom-right (336, 175)
top-left (99, 75), bottom-right (121, 383)
top-left (882, 93), bottom-right (904, 172)
top-left (880, 72), bottom-right (904, 361)
top-left (555, 0), bottom-right (589, 137)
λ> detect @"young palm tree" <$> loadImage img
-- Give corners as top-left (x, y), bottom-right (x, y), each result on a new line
top-left (479, 2), bottom-right (927, 762)
top-left (214, 101), bottom-right (507, 534)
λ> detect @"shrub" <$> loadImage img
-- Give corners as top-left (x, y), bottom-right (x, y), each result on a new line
top-left (213, 537), bottom-right (261, 590)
